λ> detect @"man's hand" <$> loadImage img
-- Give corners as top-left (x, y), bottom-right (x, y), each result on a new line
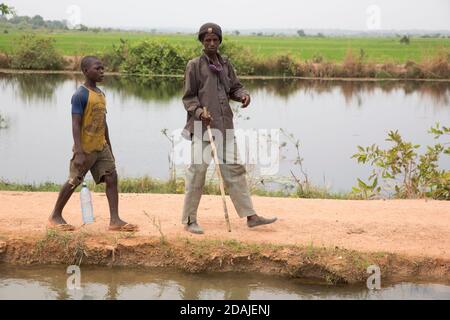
top-left (73, 151), bottom-right (87, 169)
top-left (241, 94), bottom-right (251, 108)
top-left (200, 111), bottom-right (213, 127)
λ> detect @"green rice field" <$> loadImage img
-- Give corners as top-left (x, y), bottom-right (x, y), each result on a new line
top-left (0, 30), bottom-right (449, 63)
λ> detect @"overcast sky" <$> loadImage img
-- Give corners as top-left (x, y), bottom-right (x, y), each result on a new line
top-left (5, 0), bottom-right (450, 31)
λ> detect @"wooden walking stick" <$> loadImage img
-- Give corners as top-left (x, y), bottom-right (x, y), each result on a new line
top-left (203, 107), bottom-right (232, 232)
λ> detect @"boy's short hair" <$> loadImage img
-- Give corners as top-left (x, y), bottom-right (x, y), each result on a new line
top-left (80, 56), bottom-right (100, 71)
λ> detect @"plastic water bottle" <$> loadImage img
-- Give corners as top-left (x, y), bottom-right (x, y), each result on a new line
top-left (80, 182), bottom-right (94, 224)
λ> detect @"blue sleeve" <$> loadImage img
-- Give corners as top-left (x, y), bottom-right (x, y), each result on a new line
top-left (71, 87), bottom-right (89, 115)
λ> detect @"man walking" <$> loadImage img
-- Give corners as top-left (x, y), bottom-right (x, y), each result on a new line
top-left (181, 22), bottom-right (277, 234)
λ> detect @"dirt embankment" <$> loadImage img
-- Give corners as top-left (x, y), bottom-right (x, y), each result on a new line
top-left (0, 191), bottom-right (449, 284)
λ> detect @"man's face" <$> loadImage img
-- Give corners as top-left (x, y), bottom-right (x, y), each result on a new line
top-left (84, 60), bottom-right (105, 82)
top-left (202, 33), bottom-right (220, 54)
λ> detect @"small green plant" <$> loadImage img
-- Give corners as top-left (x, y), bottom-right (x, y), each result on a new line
top-left (143, 210), bottom-right (166, 244)
top-left (72, 231), bottom-right (88, 265)
top-left (11, 35), bottom-right (66, 70)
top-left (280, 128), bottom-right (310, 194)
top-left (306, 241), bottom-right (316, 258)
top-left (352, 124), bottom-right (450, 199)
top-left (429, 123), bottom-right (450, 154)
top-left (36, 228), bottom-right (73, 253)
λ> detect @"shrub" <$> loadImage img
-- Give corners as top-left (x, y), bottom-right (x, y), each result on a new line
top-left (271, 54), bottom-right (301, 77)
top-left (342, 49), bottom-right (364, 77)
top-left (221, 42), bottom-right (302, 77)
top-left (311, 61), bottom-right (341, 78)
top-left (100, 38), bottom-right (130, 72)
top-left (378, 62), bottom-right (398, 78)
top-left (419, 50), bottom-right (450, 79)
top-left (0, 52), bottom-right (10, 68)
top-left (121, 40), bottom-right (189, 75)
top-left (364, 61), bottom-right (377, 78)
top-left (10, 35), bottom-right (65, 70)
top-left (404, 60), bottom-right (424, 79)
top-left (375, 70), bottom-right (394, 79)
top-left (312, 54), bottom-right (324, 63)
top-left (399, 35), bottom-right (410, 45)
top-left (251, 54), bottom-right (301, 77)
top-left (219, 41), bottom-right (256, 75)
top-left (352, 124), bottom-right (450, 200)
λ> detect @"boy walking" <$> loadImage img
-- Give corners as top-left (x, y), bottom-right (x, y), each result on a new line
top-left (48, 56), bottom-right (137, 232)
top-left (181, 23), bottom-right (277, 234)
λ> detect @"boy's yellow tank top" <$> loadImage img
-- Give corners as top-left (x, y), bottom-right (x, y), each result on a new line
top-left (71, 85), bottom-right (107, 153)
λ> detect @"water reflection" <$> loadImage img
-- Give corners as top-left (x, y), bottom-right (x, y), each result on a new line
top-left (0, 265), bottom-right (449, 300)
top-left (0, 73), bottom-right (73, 103)
top-left (1, 73), bottom-right (449, 106)
top-left (104, 76), bottom-right (183, 102)
top-left (244, 78), bottom-right (450, 107)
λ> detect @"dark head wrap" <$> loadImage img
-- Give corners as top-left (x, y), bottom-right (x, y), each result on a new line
top-left (198, 22), bottom-right (222, 43)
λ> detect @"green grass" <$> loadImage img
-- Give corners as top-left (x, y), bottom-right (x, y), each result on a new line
top-left (0, 29), bottom-right (449, 63)
top-left (0, 176), bottom-right (352, 200)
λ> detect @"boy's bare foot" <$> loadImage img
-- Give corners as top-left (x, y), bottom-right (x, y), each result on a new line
top-left (47, 215), bottom-right (76, 231)
top-left (109, 219), bottom-right (139, 232)
top-left (48, 213), bottom-right (72, 226)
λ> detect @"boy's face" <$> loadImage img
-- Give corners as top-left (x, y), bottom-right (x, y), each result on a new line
top-left (83, 60), bottom-right (105, 82)
top-left (202, 33), bottom-right (220, 55)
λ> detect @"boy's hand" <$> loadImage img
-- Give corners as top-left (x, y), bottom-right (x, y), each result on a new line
top-left (241, 95), bottom-right (251, 108)
top-left (73, 151), bottom-right (87, 169)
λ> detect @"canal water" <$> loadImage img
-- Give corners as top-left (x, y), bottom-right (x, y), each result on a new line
top-left (0, 265), bottom-right (449, 300)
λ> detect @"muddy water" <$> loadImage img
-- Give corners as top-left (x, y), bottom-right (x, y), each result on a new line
top-left (0, 265), bottom-right (449, 300)
top-left (0, 74), bottom-right (449, 192)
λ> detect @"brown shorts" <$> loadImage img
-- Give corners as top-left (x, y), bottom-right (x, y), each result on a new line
top-left (68, 144), bottom-right (116, 186)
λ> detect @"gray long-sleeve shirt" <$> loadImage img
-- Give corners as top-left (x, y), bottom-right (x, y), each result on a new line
top-left (182, 53), bottom-right (248, 140)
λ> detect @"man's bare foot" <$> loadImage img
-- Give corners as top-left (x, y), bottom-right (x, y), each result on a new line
top-left (109, 219), bottom-right (139, 232)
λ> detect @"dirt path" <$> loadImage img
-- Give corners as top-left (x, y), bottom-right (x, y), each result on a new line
top-left (1, 191), bottom-right (449, 259)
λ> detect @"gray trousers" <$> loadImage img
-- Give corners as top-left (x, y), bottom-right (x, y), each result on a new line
top-left (182, 135), bottom-right (256, 224)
